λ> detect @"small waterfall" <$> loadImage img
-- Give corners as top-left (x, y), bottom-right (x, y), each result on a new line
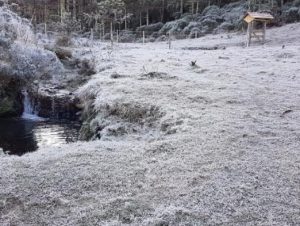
top-left (22, 90), bottom-right (44, 121)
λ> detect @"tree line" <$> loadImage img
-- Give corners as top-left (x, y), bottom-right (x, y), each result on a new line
top-left (6, 0), bottom-right (294, 33)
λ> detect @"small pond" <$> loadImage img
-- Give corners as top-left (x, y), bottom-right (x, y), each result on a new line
top-left (0, 117), bottom-right (81, 156)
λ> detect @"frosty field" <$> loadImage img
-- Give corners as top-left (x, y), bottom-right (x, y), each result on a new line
top-left (1, 23), bottom-right (300, 225)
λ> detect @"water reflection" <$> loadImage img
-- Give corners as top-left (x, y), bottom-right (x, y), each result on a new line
top-left (0, 118), bottom-right (80, 156)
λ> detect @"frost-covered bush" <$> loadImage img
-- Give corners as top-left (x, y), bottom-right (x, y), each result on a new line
top-left (136, 22), bottom-right (164, 33)
top-left (219, 22), bottom-right (235, 31)
top-left (201, 19), bottom-right (218, 32)
top-left (202, 5), bottom-right (222, 17)
top-left (10, 43), bottom-right (64, 80)
top-left (183, 22), bottom-right (202, 35)
top-left (293, 0), bottom-right (300, 7)
top-left (156, 35), bottom-right (167, 42)
top-left (200, 5), bottom-right (224, 22)
top-left (0, 6), bottom-right (35, 44)
top-left (159, 19), bottom-right (189, 35)
top-left (189, 27), bottom-right (202, 38)
top-left (0, 7), bottom-right (63, 81)
top-left (282, 7), bottom-right (300, 23)
top-left (118, 31), bottom-right (137, 43)
top-left (55, 35), bottom-right (73, 47)
top-left (221, 1), bottom-right (247, 26)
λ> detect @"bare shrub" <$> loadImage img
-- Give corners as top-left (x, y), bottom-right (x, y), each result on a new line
top-left (55, 35), bottom-right (72, 47)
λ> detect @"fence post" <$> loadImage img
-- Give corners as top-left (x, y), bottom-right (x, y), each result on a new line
top-left (90, 28), bottom-right (94, 41)
top-left (44, 23), bottom-right (47, 37)
top-left (143, 31), bottom-right (145, 44)
top-left (99, 25), bottom-right (102, 41)
top-left (117, 30), bottom-right (119, 43)
top-left (168, 31), bottom-right (172, 49)
top-left (102, 24), bottom-right (105, 41)
top-left (110, 22), bottom-right (114, 48)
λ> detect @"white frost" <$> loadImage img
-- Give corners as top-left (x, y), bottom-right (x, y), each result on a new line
top-left (1, 23), bottom-right (300, 225)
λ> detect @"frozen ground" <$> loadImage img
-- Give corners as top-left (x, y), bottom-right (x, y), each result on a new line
top-left (1, 23), bottom-right (300, 225)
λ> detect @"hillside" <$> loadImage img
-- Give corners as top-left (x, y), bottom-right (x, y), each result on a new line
top-left (1, 22), bottom-right (300, 225)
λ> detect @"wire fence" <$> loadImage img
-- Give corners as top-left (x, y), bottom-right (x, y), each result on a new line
top-left (37, 22), bottom-right (244, 49)
top-left (82, 29), bottom-right (211, 48)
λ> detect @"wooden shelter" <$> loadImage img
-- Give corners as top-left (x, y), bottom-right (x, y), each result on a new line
top-left (244, 12), bottom-right (274, 47)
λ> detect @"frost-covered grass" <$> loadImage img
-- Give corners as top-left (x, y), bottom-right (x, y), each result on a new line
top-left (1, 23), bottom-right (300, 225)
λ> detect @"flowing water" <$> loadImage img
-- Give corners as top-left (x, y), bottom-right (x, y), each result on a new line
top-left (0, 91), bottom-right (81, 156)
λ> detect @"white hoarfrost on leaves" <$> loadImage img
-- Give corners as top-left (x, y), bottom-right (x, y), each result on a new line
top-left (10, 42), bottom-right (65, 80)
top-left (0, 6), bottom-right (35, 43)
top-left (0, 7), bottom-right (65, 82)
top-left (1, 23), bottom-right (300, 225)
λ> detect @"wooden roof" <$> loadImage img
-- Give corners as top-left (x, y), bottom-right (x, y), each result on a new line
top-left (244, 12), bottom-right (274, 23)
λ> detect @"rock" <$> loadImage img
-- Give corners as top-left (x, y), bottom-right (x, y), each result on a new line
top-left (0, 79), bottom-right (23, 117)
top-left (30, 89), bottom-right (81, 120)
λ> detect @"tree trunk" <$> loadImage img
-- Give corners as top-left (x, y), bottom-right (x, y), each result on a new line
top-left (72, 0), bottom-right (76, 20)
top-left (146, 9), bottom-right (149, 26)
top-left (124, 7), bottom-right (127, 30)
top-left (60, 0), bottom-right (65, 23)
top-left (180, 0), bottom-right (183, 15)
top-left (161, 0), bottom-right (165, 22)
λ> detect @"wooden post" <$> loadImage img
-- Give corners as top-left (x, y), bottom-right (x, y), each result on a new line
top-left (143, 31), bottom-right (145, 44)
top-left (99, 28), bottom-right (102, 41)
top-left (263, 21), bottom-right (266, 43)
top-left (116, 30), bottom-right (119, 43)
top-left (110, 21), bottom-right (113, 41)
top-left (102, 22), bottom-right (105, 41)
top-left (110, 22), bottom-right (114, 48)
top-left (146, 9), bottom-right (149, 26)
top-left (124, 7), bottom-right (127, 30)
top-left (246, 22), bottom-right (252, 47)
top-left (168, 31), bottom-right (172, 49)
top-left (90, 28), bottom-right (94, 41)
top-left (44, 23), bottom-right (47, 36)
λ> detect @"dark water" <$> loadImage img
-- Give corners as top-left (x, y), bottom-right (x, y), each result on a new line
top-left (0, 118), bottom-right (81, 156)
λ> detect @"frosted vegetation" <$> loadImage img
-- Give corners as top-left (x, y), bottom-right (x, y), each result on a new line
top-left (0, 6), bottom-right (64, 82)
top-left (0, 6), bottom-right (34, 44)
top-left (1, 3), bottom-right (300, 226)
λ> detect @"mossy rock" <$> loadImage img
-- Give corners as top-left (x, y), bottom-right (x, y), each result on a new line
top-left (0, 79), bottom-right (23, 118)
top-left (0, 96), bottom-right (22, 117)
